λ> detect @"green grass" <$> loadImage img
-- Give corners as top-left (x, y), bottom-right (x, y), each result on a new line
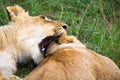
top-left (0, 0), bottom-right (120, 77)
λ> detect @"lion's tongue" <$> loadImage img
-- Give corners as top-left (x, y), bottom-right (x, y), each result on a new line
top-left (39, 36), bottom-right (58, 57)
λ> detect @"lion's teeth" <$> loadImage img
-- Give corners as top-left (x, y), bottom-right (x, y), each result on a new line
top-left (42, 48), bottom-right (45, 51)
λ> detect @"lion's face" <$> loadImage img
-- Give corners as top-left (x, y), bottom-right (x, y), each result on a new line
top-left (7, 5), bottom-right (68, 42)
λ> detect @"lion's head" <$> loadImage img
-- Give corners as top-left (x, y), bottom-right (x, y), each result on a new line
top-left (7, 5), bottom-right (68, 40)
top-left (6, 5), bottom-right (68, 63)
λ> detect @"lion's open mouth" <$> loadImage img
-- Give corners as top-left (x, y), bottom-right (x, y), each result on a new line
top-left (39, 36), bottom-right (59, 57)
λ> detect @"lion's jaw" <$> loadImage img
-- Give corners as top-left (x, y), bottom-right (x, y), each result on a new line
top-left (16, 24), bottom-right (55, 64)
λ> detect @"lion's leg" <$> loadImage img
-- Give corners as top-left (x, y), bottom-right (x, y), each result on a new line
top-left (0, 52), bottom-right (16, 76)
top-left (0, 72), bottom-right (21, 80)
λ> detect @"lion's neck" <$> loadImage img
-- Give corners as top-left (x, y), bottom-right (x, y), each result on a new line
top-left (46, 42), bottom-right (86, 56)
top-left (0, 23), bottom-right (18, 50)
top-left (0, 23), bottom-right (27, 62)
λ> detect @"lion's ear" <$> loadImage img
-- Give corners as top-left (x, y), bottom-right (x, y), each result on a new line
top-left (6, 5), bottom-right (28, 21)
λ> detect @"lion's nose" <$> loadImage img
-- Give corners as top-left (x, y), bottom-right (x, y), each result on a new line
top-left (62, 25), bottom-right (68, 31)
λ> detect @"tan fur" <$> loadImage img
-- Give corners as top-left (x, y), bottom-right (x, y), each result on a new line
top-left (24, 33), bottom-right (120, 80)
top-left (0, 5), bottom-right (67, 77)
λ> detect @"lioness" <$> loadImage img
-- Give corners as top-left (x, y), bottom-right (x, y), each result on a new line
top-left (0, 5), bottom-right (68, 77)
top-left (24, 32), bottom-right (120, 80)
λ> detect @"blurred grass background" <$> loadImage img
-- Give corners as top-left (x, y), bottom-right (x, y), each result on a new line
top-left (0, 0), bottom-right (120, 78)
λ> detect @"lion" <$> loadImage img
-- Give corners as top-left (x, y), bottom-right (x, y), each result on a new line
top-left (24, 32), bottom-right (120, 80)
top-left (0, 5), bottom-right (68, 78)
